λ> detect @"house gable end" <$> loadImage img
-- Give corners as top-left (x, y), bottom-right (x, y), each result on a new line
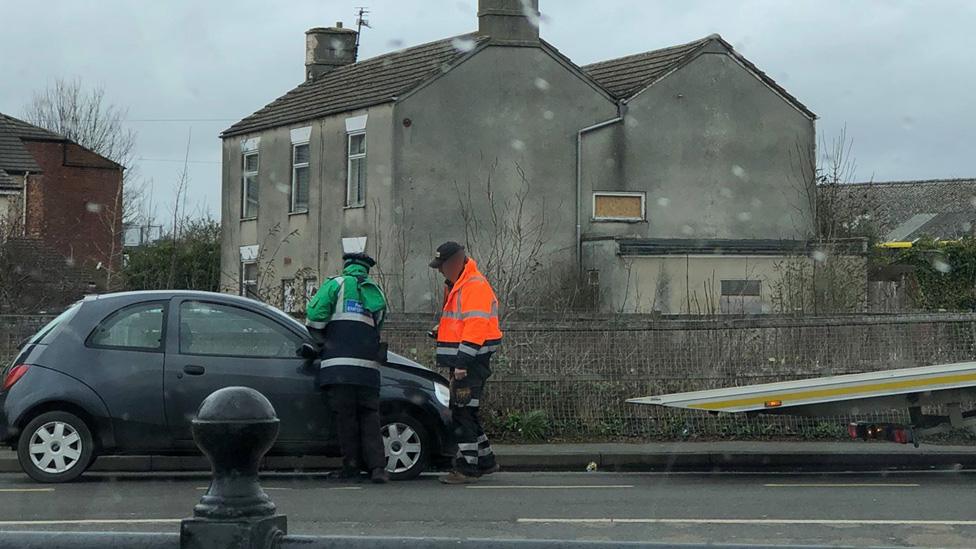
top-left (624, 36), bottom-right (816, 120)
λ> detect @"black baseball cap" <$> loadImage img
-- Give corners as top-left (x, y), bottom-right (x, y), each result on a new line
top-left (343, 252), bottom-right (376, 269)
top-left (429, 241), bottom-right (464, 268)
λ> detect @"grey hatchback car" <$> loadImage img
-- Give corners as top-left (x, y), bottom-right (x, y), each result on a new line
top-left (0, 291), bottom-right (454, 483)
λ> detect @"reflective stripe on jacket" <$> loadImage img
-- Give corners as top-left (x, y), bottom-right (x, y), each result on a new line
top-left (306, 263), bottom-right (386, 387)
top-left (435, 259), bottom-right (503, 368)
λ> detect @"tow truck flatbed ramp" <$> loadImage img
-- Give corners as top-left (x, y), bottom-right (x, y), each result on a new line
top-left (627, 361), bottom-right (976, 415)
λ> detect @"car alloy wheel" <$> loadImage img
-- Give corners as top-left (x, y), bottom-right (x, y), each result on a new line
top-left (382, 421), bottom-right (422, 474)
top-left (28, 421), bottom-right (83, 474)
top-left (17, 411), bottom-right (95, 483)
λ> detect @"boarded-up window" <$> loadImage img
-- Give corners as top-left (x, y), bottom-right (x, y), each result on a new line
top-left (720, 279), bottom-right (762, 314)
top-left (593, 192), bottom-right (645, 221)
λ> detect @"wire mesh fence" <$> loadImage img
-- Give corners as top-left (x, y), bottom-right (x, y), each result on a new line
top-left (3, 312), bottom-right (976, 440)
top-left (384, 314), bottom-right (976, 439)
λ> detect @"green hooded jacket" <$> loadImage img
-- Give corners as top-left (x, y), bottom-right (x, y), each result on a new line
top-left (306, 263), bottom-right (387, 329)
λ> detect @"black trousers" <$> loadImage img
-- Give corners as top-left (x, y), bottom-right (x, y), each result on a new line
top-left (327, 385), bottom-right (385, 472)
top-left (452, 376), bottom-right (497, 475)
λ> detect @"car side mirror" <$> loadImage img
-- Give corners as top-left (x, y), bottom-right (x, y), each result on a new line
top-left (297, 343), bottom-right (318, 359)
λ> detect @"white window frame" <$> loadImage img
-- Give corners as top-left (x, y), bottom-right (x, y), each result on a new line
top-left (346, 131), bottom-right (366, 208)
top-left (241, 151), bottom-right (259, 219)
top-left (281, 278), bottom-right (296, 313)
top-left (720, 279), bottom-right (763, 315)
top-left (592, 191), bottom-right (646, 222)
top-left (241, 261), bottom-right (258, 298)
top-left (290, 142), bottom-right (310, 213)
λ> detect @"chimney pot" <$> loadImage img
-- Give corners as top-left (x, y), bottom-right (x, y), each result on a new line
top-left (305, 25), bottom-right (358, 81)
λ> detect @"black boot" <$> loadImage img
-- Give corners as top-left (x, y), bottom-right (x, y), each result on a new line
top-left (370, 467), bottom-right (390, 484)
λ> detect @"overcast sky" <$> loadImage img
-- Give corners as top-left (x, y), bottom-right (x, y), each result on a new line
top-left (2, 0), bottom-right (973, 220)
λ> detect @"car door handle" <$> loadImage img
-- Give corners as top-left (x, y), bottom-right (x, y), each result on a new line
top-left (183, 365), bottom-right (206, 376)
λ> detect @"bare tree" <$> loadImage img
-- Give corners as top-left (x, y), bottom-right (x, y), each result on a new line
top-left (24, 78), bottom-right (146, 288)
top-left (24, 78), bottom-right (136, 170)
top-left (774, 128), bottom-right (876, 314)
top-left (454, 160), bottom-right (554, 318)
top-left (790, 127), bottom-right (880, 242)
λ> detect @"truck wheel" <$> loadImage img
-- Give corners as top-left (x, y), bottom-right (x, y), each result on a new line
top-left (17, 411), bottom-right (94, 483)
top-left (381, 413), bottom-right (431, 480)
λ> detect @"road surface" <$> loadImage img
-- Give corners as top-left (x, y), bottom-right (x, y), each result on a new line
top-left (0, 470), bottom-right (974, 547)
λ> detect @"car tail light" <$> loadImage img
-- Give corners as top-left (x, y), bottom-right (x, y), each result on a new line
top-left (1, 364), bottom-right (29, 392)
top-left (848, 421), bottom-right (912, 444)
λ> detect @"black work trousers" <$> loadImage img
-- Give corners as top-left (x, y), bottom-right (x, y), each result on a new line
top-left (327, 385), bottom-right (385, 472)
top-left (451, 372), bottom-right (497, 476)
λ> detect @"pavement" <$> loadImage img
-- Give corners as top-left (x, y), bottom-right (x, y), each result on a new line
top-left (4, 440), bottom-right (976, 474)
top-left (2, 469), bottom-right (976, 547)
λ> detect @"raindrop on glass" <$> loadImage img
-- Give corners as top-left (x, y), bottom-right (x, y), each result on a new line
top-left (933, 259), bottom-right (951, 273)
top-left (450, 37), bottom-right (476, 53)
top-left (657, 197), bottom-right (671, 207)
top-left (85, 202), bottom-right (103, 213)
top-left (680, 225), bottom-right (695, 235)
top-left (511, 139), bottom-right (526, 151)
top-left (737, 212), bottom-right (752, 222)
top-left (534, 77), bottom-right (550, 91)
top-left (520, 0), bottom-right (542, 28)
top-left (542, 110), bottom-right (555, 120)
top-left (720, 187), bottom-right (734, 198)
top-left (812, 250), bottom-right (827, 262)
top-left (275, 183), bottom-right (290, 194)
top-left (731, 165), bottom-right (746, 179)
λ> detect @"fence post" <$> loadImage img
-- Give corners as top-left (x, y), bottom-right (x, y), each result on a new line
top-left (180, 387), bottom-right (287, 549)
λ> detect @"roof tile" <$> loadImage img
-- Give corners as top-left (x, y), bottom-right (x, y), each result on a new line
top-left (831, 179), bottom-right (976, 240)
top-left (0, 113), bottom-right (64, 173)
top-left (222, 33), bottom-right (486, 137)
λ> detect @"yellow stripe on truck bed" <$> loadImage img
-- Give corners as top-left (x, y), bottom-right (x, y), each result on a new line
top-left (691, 372), bottom-right (976, 411)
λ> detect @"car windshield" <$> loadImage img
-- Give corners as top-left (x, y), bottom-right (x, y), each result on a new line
top-left (2, 1), bottom-right (975, 548)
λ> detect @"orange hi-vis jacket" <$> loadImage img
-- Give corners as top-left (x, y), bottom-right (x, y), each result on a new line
top-left (435, 259), bottom-right (503, 369)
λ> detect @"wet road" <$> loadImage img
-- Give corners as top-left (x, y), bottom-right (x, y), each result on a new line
top-left (0, 470), bottom-right (974, 547)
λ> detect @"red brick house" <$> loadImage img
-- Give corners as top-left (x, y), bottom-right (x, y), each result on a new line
top-left (0, 113), bottom-right (123, 311)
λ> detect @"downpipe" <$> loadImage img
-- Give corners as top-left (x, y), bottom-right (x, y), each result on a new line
top-left (575, 114), bottom-right (623, 276)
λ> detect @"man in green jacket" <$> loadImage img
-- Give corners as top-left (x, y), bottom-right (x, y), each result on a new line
top-left (306, 252), bottom-right (389, 483)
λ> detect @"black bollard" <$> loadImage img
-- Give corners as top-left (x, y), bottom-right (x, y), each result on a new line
top-left (180, 386), bottom-right (287, 549)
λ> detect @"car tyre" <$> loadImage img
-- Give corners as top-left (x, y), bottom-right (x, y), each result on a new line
top-left (381, 413), bottom-right (431, 481)
top-left (17, 411), bottom-right (95, 483)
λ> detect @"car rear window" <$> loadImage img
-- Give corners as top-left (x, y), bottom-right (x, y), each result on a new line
top-left (26, 301), bottom-right (82, 346)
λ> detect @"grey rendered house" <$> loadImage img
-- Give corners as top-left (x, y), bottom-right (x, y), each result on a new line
top-left (220, 0), bottom-right (818, 314)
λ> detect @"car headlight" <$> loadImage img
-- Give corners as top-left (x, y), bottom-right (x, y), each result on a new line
top-left (434, 382), bottom-right (450, 407)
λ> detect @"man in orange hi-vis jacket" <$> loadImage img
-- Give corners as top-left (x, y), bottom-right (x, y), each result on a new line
top-left (429, 241), bottom-right (502, 485)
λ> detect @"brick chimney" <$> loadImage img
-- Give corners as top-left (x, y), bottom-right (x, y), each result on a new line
top-left (477, 0), bottom-right (540, 43)
top-left (305, 23), bottom-right (358, 81)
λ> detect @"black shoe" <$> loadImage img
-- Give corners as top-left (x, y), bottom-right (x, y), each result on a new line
top-left (440, 470), bottom-right (480, 485)
top-left (479, 463), bottom-right (501, 476)
top-left (371, 468), bottom-right (390, 484)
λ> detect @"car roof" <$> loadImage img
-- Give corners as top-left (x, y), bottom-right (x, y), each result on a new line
top-left (85, 290), bottom-right (262, 306)
top-left (83, 290), bottom-right (302, 325)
